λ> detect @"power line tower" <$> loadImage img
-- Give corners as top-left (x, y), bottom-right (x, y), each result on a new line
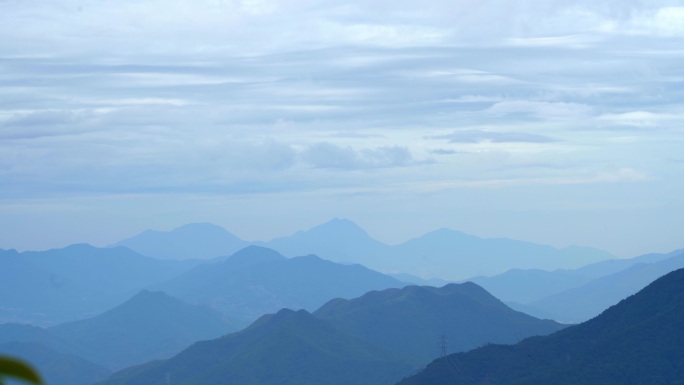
top-left (440, 334), bottom-right (448, 357)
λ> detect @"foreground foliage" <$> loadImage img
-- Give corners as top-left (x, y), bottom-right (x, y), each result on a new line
top-left (0, 356), bottom-right (42, 385)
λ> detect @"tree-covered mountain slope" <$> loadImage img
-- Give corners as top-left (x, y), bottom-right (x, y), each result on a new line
top-left (97, 308), bottom-right (413, 385)
top-left (315, 283), bottom-right (565, 366)
top-left (398, 267), bottom-right (684, 385)
top-left (50, 290), bottom-right (237, 370)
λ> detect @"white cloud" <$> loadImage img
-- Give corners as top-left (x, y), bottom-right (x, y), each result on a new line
top-left (487, 100), bottom-right (593, 120)
top-left (628, 7), bottom-right (684, 36)
top-left (598, 111), bottom-right (675, 127)
top-left (302, 142), bottom-right (414, 169)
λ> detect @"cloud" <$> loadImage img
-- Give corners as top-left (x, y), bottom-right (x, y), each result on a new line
top-left (302, 142), bottom-right (414, 169)
top-left (430, 148), bottom-right (462, 155)
top-left (598, 111), bottom-right (675, 127)
top-left (487, 100), bottom-right (593, 120)
top-left (593, 168), bottom-right (649, 183)
top-left (627, 7), bottom-right (684, 36)
top-left (434, 130), bottom-right (558, 144)
top-left (4, 0), bottom-right (684, 59)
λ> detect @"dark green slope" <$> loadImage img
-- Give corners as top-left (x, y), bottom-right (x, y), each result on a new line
top-left (315, 283), bottom-right (565, 366)
top-left (398, 267), bottom-right (684, 385)
top-left (50, 290), bottom-right (237, 370)
top-left (98, 308), bottom-right (413, 385)
top-left (0, 341), bottom-right (110, 385)
top-left (155, 246), bottom-right (404, 323)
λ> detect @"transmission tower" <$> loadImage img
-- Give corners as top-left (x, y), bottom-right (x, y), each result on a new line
top-left (440, 334), bottom-right (448, 357)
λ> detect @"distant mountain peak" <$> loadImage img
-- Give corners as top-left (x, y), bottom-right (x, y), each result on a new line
top-left (114, 222), bottom-right (249, 260)
top-left (308, 218), bottom-right (370, 236)
top-left (227, 246), bottom-right (285, 264)
top-left (173, 222), bottom-right (234, 234)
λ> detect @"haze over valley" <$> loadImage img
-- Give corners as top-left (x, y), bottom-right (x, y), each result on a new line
top-left (2, 1), bottom-right (684, 384)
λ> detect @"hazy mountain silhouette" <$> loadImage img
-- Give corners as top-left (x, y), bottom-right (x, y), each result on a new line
top-left (387, 228), bottom-right (612, 280)
top-left (0, 341), bottom-right (110, 385)
top-left (314, 283), bottom-right (565, 366)
top-left (260, 219), bottom-right (613, 280)
top-left (469, 248), bottom-right (684, 304)
top-left (114, 223), bottom-right (250, 260)
top-left (398, 267), bottom-right (684, 385)
top-left (262, 218), bottom-right (388, 264)
top-left (0, 323), bottom-right (86, 358)
top-left (97, 308), bottom-right (412, 385)
top-left (153, 246), bottom-right (405, 323)
top-left (112, 219), bottom-right (614, 281)
top-left (49, 290), bottom-right (237, 370)
top-left (0, 244), bottom-right (199, 325)
top-left (523, 250), bottom-right (684, 323)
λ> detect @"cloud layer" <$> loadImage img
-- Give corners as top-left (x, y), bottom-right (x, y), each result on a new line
top-left (1, 0), bottom-right (683, 256)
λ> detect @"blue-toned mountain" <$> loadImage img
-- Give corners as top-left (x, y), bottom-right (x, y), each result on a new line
top-left (114, 223), bottom-right (249, 260)
top-left (97, 308), bottom-right (412, 385)
top-left (153, 246), bottom-right (405, 323)
top-left (315, 283), bottom-right (565, 366)
top-left (398, 267), bottom-right (684, 385)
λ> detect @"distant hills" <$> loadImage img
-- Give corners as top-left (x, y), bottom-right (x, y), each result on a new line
top-left (522, 250), bottom-right (684, 322)
top-left (0, 341), bottom-right (110, 385)
top-left (314, 283), bottom-right (565, 366)
top-left (98, 308), bottom-right (413, 385)
top-left (470, 248), bottom-right (682, 304)
top-left (152, 246), bottom-right (406, 323)
top-left (398, 267), bottom-right (684, 385)
top-left (114, 223), bottom-right (249, 260)
top-left (115, 218), bottom-right (614, 280)
top-left (49, 290), bottom-right (238, 370)
top-left (96, 281), bottom-right (563, 385)
top-left (1, 290), bottom-right (237, 373)
top-left (0, 245), bottom-right (200, 325)
top-left (471, 249), bottom-right (684, 323)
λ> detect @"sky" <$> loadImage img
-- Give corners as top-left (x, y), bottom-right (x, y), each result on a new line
top-left (1, 0), bottom-right (683, 257)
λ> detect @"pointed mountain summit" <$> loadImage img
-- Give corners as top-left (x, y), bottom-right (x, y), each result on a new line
top-left (263, 218), bottom-right (389, 263)
top-left (315, 283), bottom-right (565, 366)
top-left (399, 267), bottom-right (684, 385)
top-left (50, 290), bottom-right (237, 370)
top-left (114, 223), bottom-right (249, 260)
top-left (153, 246), bottom-right (404, 323)
top-left (98, 308), bottom-right (412, 385)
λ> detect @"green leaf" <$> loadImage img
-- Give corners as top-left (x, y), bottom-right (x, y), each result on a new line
top-left (0, 356), bottom-right (43, 384)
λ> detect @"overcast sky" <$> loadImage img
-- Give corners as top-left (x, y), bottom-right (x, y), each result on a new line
top-left (1, 0), bottom-right (683, 257)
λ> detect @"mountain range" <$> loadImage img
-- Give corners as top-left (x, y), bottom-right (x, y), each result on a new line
top-left (95, 281), bottom-right (563, 385)
top-left (0, 245), bottom-right (200, 325)
top-left (314, 283), bottom-right (565, 366)
top-left (0, 289), bottom-right (241, 385)
top-left (49, 290), bottom-right (238, 370)
top-left (471, 249), bottom-right (684, 323)
top-left (114, 223), bottom-right (250, 260)
top-left (398, 267), bottom-right (684, 385)
top-left (115, 218), bottom-right (614, 280)
top-left (151, 246), bottom-right (406, 323)
top-left (98, 308), bottom-right (412, 385)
